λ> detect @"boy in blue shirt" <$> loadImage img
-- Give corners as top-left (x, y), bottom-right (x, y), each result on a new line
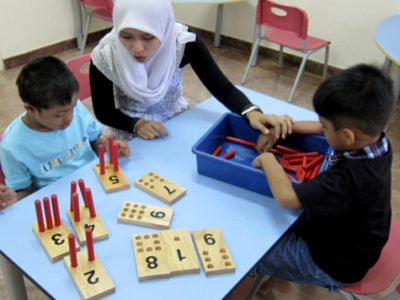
top-left (0, 56), bottom-right (130, 209)
top-left (252, 64), bottom-right (393, 293)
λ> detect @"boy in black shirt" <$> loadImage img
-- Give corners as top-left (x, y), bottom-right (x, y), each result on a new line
top-left (252, 64), bottom-right (394, 292)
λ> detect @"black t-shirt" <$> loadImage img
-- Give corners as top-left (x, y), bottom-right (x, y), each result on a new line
top-left (293, 146), bottom-right (392, 283)
top-left (89, 34), bottom-right (252, 133)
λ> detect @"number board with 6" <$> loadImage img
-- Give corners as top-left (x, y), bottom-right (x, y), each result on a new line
top-left (117, 201), bottom-right (174, 229)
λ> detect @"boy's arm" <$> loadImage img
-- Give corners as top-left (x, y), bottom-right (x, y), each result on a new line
top-left (252, 153), bottom-right (301, 209)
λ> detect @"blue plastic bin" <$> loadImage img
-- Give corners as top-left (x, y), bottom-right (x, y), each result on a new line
top-left (192, 113), bottom-right (333, 197)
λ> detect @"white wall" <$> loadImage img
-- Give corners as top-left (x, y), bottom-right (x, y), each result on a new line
top-left (0, 0), bottom-right (399, 71)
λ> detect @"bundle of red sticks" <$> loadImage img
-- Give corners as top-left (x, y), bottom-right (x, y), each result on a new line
top-left (270, 145), bottom-right (324, 182)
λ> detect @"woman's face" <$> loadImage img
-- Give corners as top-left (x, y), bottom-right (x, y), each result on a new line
top-left (119, 28), bottom-right (161, 63)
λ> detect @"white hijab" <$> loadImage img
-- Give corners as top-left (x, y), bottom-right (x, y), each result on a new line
top-left (92, 0), bottom-right (194, 104)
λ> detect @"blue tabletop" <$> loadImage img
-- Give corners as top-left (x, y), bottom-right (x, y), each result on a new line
top-left (375, 15), bottom-right (400, 65)
top-left (0, 87), bottom-right (316, 299)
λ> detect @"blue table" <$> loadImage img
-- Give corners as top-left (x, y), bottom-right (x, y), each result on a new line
top-left (0, 87), bottom-right (317, 300)
top-left (375, 15), bottom-right (400, 103)
top-left (73, 0), bottom-right (248, 50)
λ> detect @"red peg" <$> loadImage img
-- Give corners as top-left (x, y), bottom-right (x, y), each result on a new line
top-left (43, 197), bottom-right (53, 230)
top-left (98, 144), bottom-right (105, 175)
top-left (85, 188), bottom-right (96, 218)
top-left (51, 194), bottom-right (61, 227)
top-left (226, 136), bottom-right (257, 148)
top-left (108, 136), bottom-right (114, 164)
top-left (34, 200), bottom-right (45, 232)
top-left (211, 145), bottom-right (222, 156)
top-left (113, 143), bottom-right (119, 172)
top-left (70, 181), bottom-right (77, 212)
top-left (78, 179), bottom-right (88, 207)
top-left (85, 228), bottom-right (95, 261)
top-left (72, 192), bottom-right (80, 222)
top-left (221, 150), bottom-right (235, 159)
top-left (276, 145), bottom-right (302, 154)
top-left (304, 154), bottom-right (324, 171)
top-left (68, 234), bottom-right (78, 268)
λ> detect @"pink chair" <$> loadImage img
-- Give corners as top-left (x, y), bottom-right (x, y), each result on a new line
top-left (338, 219), bottom-right (400, 299)
top-left (66, 53), bottom-right (92, 101)
top-left (241, 0), bottom-right (330, 103)
top-left (79, 0), bottom-right (113, 54)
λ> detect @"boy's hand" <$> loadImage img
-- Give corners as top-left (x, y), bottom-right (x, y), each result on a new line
top-left (247, 112), bottom-right (293, 140)
top-left (252, 152), bottom-right (273, 169)
top-left (0, 184), bottom-right (18, 210)
top-left (114, 140), bottom-right (130, 157)
top-left (99, 135), bottom-right (131, 157)
top-left (256, 130), bottom-right (278, 153)
top-left (135, 120), bottom-right (168, 140)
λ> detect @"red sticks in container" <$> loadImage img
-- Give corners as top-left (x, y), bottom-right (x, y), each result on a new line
top-left (271, 145), bottom-right (324, 182)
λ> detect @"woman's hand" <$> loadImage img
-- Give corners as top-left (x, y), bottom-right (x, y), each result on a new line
top-left (135, 120), bottom-right (168, 140)
top-left (247, 111), bottom-right (294, 141)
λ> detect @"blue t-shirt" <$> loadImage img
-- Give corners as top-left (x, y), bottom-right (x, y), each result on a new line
top-left (0, 100), bottom-right (103, 191)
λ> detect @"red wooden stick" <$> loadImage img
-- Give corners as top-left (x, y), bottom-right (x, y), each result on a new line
top-left (283, 152), bottom-right (319, 159)
top-left (304, 154), bottom-right (324, 171)
top-left (226, 136), bottom-right (256, 148)
top-left (68, 234), bottom-right (78, 268)
top-left (310, 162), bottom-right (322, 179)
top-left (211, 145), bottom-right (222, 156)
top-left (72, 192), bottom-right (80, 222)
top-left (78, 179), bottom-right (88, 208)
top-left (296, 169), bottom-right (306, 182)
top-left (221, 150), bottom-right (235, 159)
top-left (286, 173), bottom-right (297, 181)
top-left (113, 143), bottom-right (119, 172)
top-left (51, 194), bottom-right (61, 227)
top-left (276, 145), bottom-right (302, 154)
top-left (98, 144), bottom-right (105, 175)
top-left (85, 188), bottom-right (96, 218)
top-left (34, 200), bottom-right (45, 232)
top-left (70, 181), bottom-right (76, 212)
top-left (269, 148), bottom-right (283, 155)
top-left (43, 197), bottom-right (53, 230)
top-left (85, 228), bottom-right (95, 261)
top-left (108, 136), bottom-right (114, 164)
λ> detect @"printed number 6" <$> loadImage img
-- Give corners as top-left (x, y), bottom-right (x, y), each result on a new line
top-left (204, 233), bottom-right (216, 245)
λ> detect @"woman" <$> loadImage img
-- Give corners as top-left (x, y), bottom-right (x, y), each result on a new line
top-left (90, 0), bottom-right (292, 143)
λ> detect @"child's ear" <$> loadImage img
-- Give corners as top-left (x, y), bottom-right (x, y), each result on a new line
top-left (23, 103), bottom-right (35, 113)
top-left (339, 128), bottom-right (356, 146)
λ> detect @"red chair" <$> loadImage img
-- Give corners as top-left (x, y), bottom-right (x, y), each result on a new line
top-left (241, 0), bottom-right (330, 103)
top-left (338, 219), bottom-right (400, 299)
top-left (79, 0), bottom-right (113, 54)
top-left (66, 53), bottom-right (92, 101)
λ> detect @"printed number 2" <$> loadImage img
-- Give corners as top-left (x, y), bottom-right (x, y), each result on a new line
top-left (84, 270), bottom-right (99, 284)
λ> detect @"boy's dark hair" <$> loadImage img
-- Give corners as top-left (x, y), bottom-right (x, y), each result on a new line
top-left (312, 64), bottom-right (394, 136)
top-left (16, 56), bottom-right (79, 111)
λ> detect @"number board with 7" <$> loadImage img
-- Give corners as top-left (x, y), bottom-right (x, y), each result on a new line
top-left (134, 172), bottom-right (186, 205)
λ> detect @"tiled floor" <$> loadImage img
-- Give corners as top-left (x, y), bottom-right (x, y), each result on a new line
top-left (0, 35), bottom-right (399, 299)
